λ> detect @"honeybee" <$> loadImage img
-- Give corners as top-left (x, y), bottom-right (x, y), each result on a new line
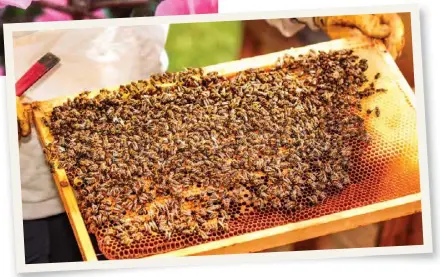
top-left (198, 229), bottom-right (209, 240)
top-left (307, 195), bottom-right (318, 206)
top-left (121, 234), bottom-right (133, 246)
top-left (103, 235), bottom-right (112, 246)
top-left (375, 107), bottom-right (380, 117)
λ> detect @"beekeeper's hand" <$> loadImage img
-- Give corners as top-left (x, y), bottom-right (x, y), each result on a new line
top-left (266, 14), bottom-right (404, 60)
top-left (314, 14), bottom-right (405, 59)
top-left (16, 96), bottom-right (31, 140)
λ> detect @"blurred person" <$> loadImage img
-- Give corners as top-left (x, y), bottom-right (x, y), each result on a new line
top-left (14, 11), bottom-right (420, 263)
top-left (0, 0), bottom-right (219, 74)
top-left (266, 15), bottom-right (405, 59)
top-left (15, 25), bottom-right (169, 263)
top-left (14, 0), bottom-right (218, 264)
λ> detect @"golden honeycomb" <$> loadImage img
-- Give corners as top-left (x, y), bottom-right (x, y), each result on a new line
top-left (84, 46), bottom-right (420, 260)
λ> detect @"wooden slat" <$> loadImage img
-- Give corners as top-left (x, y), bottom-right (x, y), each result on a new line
top-left (151, 193), bottom-right (421, 257)
top-left (33, 102), bottom-right (97, 262)
top-left (31, 38), bottom-right (421, 260)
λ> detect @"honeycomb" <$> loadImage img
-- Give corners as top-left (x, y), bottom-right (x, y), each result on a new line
top-left (86, 46), bottom-right (420, 260)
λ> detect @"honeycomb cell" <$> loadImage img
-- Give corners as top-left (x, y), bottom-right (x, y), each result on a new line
top-left (64, 47), bottom-right (419, 261)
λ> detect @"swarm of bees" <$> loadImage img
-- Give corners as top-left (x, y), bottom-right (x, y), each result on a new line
top-left (45, 49), bottom-right (386, 249)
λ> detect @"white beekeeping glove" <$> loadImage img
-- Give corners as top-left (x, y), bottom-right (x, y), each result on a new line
top-left (314, 14), bottom-right (405, 59)
top-left (267, 14), bottom-right (404, 60)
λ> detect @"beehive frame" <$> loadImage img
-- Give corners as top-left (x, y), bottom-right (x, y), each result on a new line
top-left (32, 38), bottom-right (421, 261)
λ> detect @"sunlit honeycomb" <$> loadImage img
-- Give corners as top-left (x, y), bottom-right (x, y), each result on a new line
top-left (46, 45), bottom-right (420, 260)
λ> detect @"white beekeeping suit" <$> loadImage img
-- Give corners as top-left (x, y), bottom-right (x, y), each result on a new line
top-left (14, 25), bottom-right (169, 221)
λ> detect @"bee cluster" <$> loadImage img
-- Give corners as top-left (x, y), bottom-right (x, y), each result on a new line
top-left (46, 49), bottom-right (384, 250)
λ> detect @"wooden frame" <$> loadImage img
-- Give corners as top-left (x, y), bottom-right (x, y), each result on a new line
top-left (154, 193), bottom-right (421, 257)
top-left (31, 38), bottom-right (421, 261)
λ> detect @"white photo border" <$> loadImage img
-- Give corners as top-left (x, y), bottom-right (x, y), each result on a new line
top-left (3, 3), bottom-right (432, 274)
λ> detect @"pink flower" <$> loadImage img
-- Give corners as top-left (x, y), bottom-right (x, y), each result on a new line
top-left (155, 0), bottom-right (218, 16)
top-left (34, 0), bottom-right (105, 22)
top-left (0, 66), bottom-right (5, 76)
top-left (0, 0), bottom-right (33, 9)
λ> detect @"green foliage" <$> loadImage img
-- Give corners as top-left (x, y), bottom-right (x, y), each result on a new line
top-left (165, 21), bottom-right (243, 72)
top-left (2, 5), bottom-right (42, 22)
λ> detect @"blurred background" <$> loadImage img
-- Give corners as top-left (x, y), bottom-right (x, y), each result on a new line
top-left (166, 21), bottom-right (242, 72)
top-left (0, 0), bottom-right (225, 74)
